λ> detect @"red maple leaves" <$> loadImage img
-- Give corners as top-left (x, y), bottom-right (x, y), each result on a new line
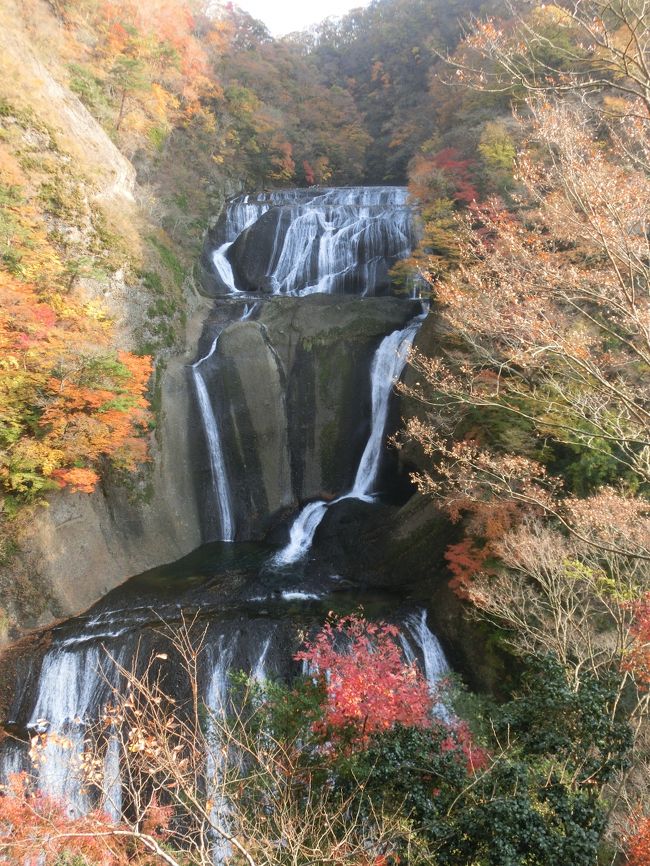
top-left (295, 612), bottom-right (487, 774)
top-left (627, 815), bottom-right (650, 866)
top-left (296, 614), bottom-right (434, 745)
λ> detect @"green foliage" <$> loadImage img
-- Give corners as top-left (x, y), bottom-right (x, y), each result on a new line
top-left (138, 268), bottom-right (163, 293)
top-left (497, 656), bottom-right (632, 785)
top-left (479, 121), bottom-right (516, 194)
top-left (546, 439), bottom-right (636, 497)
top-left (67, 63), bottom-right (110, 117)
top-left (340, 656), bottom-right (630, 865)
top-left (229, 671), bottom-right (326, 746)
top-left (148, 124), bottom-right (168, 153)
top-left (147, 236), bottom-right (185, 287)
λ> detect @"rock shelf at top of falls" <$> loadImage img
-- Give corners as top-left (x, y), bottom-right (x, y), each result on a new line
top-left (199, 186), bottom-right (419, 298)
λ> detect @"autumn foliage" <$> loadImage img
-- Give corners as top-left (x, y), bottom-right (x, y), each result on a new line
top-left (625, 593), bottom-right (650, 693)
top-left (627, 816), bottom-right (650, 866)
top-left (295, 613), bottom-right (434, 744)
top-left (294, 613), bottom-right (487, 773)
top-left (0, 88), bottom-right (153, 505)
top-left (0, 772), bottom-right (170, 866)
top-left (0, 266), bottom-right (152, 501)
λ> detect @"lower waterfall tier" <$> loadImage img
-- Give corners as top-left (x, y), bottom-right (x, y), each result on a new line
top-left (0, 539), bottom-right (456, 817)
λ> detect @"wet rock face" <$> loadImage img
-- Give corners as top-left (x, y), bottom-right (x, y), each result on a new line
top-left (194, 295), bottom-right (421, 540)
top-left (229, 207), bottom-right (294, 293)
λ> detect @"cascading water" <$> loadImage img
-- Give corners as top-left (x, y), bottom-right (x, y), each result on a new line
top-left (350, 310), bottom-right (426, 499)
top-left (24, 645), bottom-right (121, 817)
top-left (210, 186), bottom-right (418, 297)
top-left (273, 500), bottom-right (330, 567)
top-left (403, 609), bottom-right (449, 686)
top-left (400, 610), bottom-right (452, 722)
top-left (191, 334), bottom-right (235, 542)
top-left (272, 307), bottom-right (426, 567)
top-left (206, 636), bottom-right (236, 865)
top-left (212, 243), bottom-right (238, 294)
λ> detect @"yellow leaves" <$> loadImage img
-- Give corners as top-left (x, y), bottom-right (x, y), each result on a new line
top-left (0, 146), bottom-right (27, 188)
top-left (150, 82), bottom-right (177, 120)
top-left (530, 4), bottom-right (573, 29)
top-left (82, 299), bottom-right (109, 322)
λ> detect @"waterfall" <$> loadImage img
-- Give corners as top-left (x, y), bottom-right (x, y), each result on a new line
top-left (7, 610), bottom-right (449, 827)
top-left (212, 187), bottom-right (417, 297)
top-left (192, 335), bottom-right (235, 542)
top-left (240, 301), bottom-right (260, 321)
top-left (224, 194), bottom-right (271, 241)
top-left (272, 500), bottom-right (329, 567)
top-left (251, 636), bottom-right (273, 683)
top-left (350, 313), bottom-right (425, 499)
top-left (402, 610), bottom-right (449, 686)
top-left (272, 309), bottom-right (425, 567)
top-left (400, 610), bottom-right (451, 722)
top-left (205, 636), bottom-right (236, 866)
top-left (268, 202), bottom-right (413, 296)
top-left (0, 740), bottom-right (28, 786)
top-left (24, 645), bottom-right (119, 817)
top-left (2, 185), bottom-right (455, 830)
top-left (101, 733), bottom-right (122, 822)
top-left (212, 242), bottom-right (238, 294)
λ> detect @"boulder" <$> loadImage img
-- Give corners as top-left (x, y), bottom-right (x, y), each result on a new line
top-left (228, 207), bottom-right (294, 292)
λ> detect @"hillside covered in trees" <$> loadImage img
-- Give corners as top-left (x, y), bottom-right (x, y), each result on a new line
top-left (0, 0), bottom-right (649, 864)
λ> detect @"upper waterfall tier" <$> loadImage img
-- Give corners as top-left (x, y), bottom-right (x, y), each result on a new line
top-left (204, 187), bottom-right (418, 297)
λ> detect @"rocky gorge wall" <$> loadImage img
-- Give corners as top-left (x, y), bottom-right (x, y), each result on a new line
top-left (4, 293), bottom-right (210, 636)
top-left (0, 0), bottom-right (227, 640)
top-left (194, 294), bottom-right (422, 540)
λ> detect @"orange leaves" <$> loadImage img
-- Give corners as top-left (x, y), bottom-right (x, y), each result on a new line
top-left (51, 467), bottom-right (100, 493)
top-left (623, 592), bottom-right (650, 693)
top-left (0, 771), bottom-right (170, 866)
top-left (627, 815), bottom-right (650, 866)
top-left (94, 0), bottom-right (220, 133)
top-left (445, 539), bottom-right (489, 600)
top-left (0, 272), bottom-right (152, 500)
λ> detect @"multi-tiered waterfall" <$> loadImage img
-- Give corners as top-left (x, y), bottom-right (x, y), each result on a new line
top-left (193, 186), bottom-right (422, 543)
top-left (0, 186), bottom-right (455, 828)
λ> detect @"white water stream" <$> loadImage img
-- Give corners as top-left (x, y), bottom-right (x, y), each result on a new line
top-left (211, 187), bottom-right (416, 297)
top-left (272, 308), bottom-right (425, 566)
top-left (22, 645), bottom-right (121, 817)
top-left (191, 334), bottom-right (235, 542)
